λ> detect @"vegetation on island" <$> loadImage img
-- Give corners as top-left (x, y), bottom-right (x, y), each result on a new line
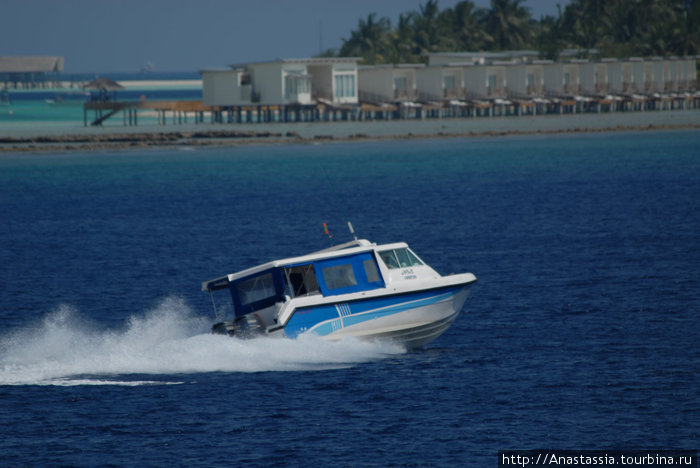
top-left (319, 0), bottom-right (700, 64)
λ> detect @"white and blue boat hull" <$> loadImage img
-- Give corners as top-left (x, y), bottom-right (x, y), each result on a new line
top-left (284, 284), bottom-right (472, 348)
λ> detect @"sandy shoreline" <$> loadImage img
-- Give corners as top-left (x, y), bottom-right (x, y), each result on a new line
top-left (1, 109), bottom-right (698, 153)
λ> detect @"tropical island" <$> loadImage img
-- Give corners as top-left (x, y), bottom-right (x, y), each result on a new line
top-left (329, 0), bottom-right (699, 63)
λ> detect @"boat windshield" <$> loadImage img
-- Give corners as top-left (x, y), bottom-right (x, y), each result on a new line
top-left (378, 248), bottom-right (423, 269)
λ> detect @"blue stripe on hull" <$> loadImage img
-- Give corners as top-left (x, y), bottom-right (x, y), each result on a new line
top-left (284, 285), bottom-right (466, 339)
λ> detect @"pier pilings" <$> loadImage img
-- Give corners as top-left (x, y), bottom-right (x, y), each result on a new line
top-left (83, 92), bottom-right (699, 128)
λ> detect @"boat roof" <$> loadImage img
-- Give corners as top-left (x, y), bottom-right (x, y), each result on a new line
top-left (202, 239), bottom-right (409, 291)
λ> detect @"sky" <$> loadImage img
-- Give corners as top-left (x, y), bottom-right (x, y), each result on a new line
top-left (1, 0), bottom-right (568, 74)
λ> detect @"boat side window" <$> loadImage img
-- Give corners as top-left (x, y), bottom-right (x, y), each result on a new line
top-left (322, 264), bottom-right (357, 290)
top-left (379, 248), bottom-right (423, 269)
top-left (363, 259), bottom-right (380, 283)
top-left (285, 264), bottom-right (319, 297)
top-left (236, 273), bottom-right (276, 306)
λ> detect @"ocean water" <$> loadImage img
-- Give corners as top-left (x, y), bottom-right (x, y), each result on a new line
top-left (0, 131), bottom-right (698, 466)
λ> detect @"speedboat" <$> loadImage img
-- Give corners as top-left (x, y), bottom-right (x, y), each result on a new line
top-left (203, 238), bottom-right (476, 348)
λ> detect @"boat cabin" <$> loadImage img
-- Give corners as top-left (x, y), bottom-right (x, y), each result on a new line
top-left (203, 240), bottom-right (435, 322)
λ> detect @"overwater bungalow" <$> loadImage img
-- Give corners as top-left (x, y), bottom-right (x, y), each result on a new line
top-left (0, 56), bottom-right (64, 89)
top-left (504, 61), bottom-right (547, 98)
top-left (662, 58), bottom-right (678, 92)
top-left (462, 62), bottom-right (508, 99)
top-left (677, 57), bottom-right (697, 91)
top-left (201, 57), bottom-right (361, 122)
top-left (578, 60), bottom-right (610, 95)
top-left (415, 64), bottom-right (465, 101)
top-left (629, 58), bottom-right (646, 93)
top-left (645, 58), bottom-right (664, 93)
top-left (605, 60), bottom-right (624, 94)
top-left (358, 64), bottom-right (422, 103)
top-left (191, 52), bottom-right (696, 126)
top-left (202, 58), bottom-right (361, 107)
top-left (543, 61), bottom-right (581, 96)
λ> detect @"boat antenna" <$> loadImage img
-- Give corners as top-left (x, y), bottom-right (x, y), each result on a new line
top-left (321, 166), bottom-right (358, 241)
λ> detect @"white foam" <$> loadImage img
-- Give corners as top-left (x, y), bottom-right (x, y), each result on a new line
top-left (0, 297), bottom-right (405, 386)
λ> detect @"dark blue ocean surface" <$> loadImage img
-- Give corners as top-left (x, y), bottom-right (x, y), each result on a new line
top-left (0, 131), bottom-right (698, 466)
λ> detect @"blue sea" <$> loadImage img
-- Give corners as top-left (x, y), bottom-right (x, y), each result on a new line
top-left (0, 131), bottom-right (698, 466)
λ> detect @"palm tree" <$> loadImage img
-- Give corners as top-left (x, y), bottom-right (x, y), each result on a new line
top-left (635, 0), bottom-right (680, 56)
top-left (596, 0), bottom-right (641, 56)
top-left (385, 13), bottom-right (419, 63)
top-left (483, 0), bottom-right (534, 50)
top-left (560, 0), bottom-right (606, 51)
top-left (411, 0), bottom-right (452, 55)
top-left (339, 13), bottom-right (392, 64)
top-left (441, 1), bottom-right (490, 51)
top-left (672, 0), bottom-right (700, 55)
top-left (535, 10), bottom-right (565, 60)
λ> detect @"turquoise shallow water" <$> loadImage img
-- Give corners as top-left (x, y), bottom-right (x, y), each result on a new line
top-left (2, 78), bottom-right (699, 141)
top-left (0, 131), bottom-right (698, 466)
top-left (1, 81), bottom-right (201, 130)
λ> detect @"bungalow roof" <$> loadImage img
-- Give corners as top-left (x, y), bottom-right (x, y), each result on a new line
top-left (0, 56), bottom-right (64, 73)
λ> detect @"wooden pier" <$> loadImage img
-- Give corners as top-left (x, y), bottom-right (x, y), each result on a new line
top-left (84, 100), bottom-right (210, 126)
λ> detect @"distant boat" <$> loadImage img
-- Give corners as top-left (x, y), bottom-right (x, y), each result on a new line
top-left (140, 61), bottom-right (156, 74)
top-left (204, 238), bottom-right (477, 348)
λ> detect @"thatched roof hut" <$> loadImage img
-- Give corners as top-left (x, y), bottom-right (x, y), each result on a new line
top-left (82, 77), bottom-right (124, 91)
top-left (83, 77), bottom-right (124, 102)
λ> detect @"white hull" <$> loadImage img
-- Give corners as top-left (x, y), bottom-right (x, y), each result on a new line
top-left (320, 287), bottom-right (471, 348)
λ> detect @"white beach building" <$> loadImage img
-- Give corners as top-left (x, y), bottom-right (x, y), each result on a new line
top-left (462, 62), bottom-right (508, 99)
top-left (662, 58), bottom-right (678, 91)
top-left (504, 61), bottom-right (547, 98)
top-left (542, 61), bottom-right (581, 96)
top-left (605, 60), bottom-right (624, 94)
top-left (415, 64), bottom-right (465, 101)
top-left (201, 57), bottom-right (360, 107)
top-left (630, 58), bottom-right (646, 93)
top-left (645, 58), bottom-right (664, 93)
top-left (578, 61), bottom-right (610, 95)
top-left (620, 61), bottom-right (636, 93)
top-left (677, 57), bottom-right (697, 90)
top-left (358, 64), bottom-right (422, 102)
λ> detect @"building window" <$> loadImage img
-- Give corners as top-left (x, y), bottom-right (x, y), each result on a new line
top-left (334, 74), bottom-right (355, 98)
top-left (444, 75), bottom-right (455, 90)
top-left (285, 75), bottom-right (295, 99)
top-left (488, 74), bottom-right (498, 90)
top-left (285, 74), bottom-right (310, 99)
top-left (394, 76), bottom-right (407, 91)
